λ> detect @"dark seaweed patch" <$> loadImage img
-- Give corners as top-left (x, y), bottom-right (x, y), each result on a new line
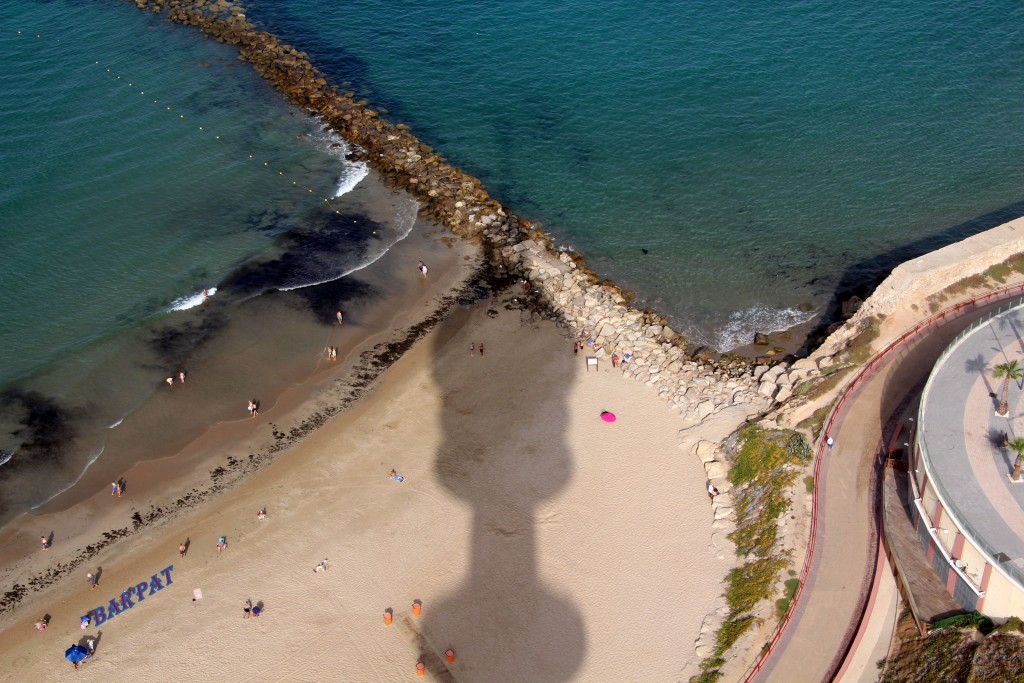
top-left (219, 212), bottom-right (383, 298)
top-left (147, 311), bottom-right (229, 369)
top-left (0, 391), bottom-right (79, 474)
top-left (287, 274), bottom-right (375, 326)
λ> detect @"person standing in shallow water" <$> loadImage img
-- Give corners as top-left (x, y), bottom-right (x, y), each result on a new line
top-left (336, 310), bottom-right (343, 325)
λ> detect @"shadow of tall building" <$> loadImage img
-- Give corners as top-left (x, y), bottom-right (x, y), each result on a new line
top-left (422, 298), bottom-right (586, 682)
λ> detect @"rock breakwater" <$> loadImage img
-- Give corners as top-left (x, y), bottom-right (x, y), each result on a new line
top-left (127, 0), bottom-right (773, 423)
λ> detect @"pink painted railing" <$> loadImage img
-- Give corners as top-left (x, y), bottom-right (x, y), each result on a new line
top-left (740, 280), bottom-right (1024, 683)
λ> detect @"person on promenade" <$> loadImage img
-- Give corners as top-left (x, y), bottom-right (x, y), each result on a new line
top-left (179, 541), bottom-right (187, 558)
top-left (87, 573), bottom-right (98, 590)
top-left (826, 436), bottom-right (835, 449)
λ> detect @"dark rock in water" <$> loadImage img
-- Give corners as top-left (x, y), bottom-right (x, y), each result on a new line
top-left (798, 302), bottom-right (814, 313)
top-left (840, 295), bottom-right (864, 319)
top-left (753, 332), bottom-right (770, 346)
top-left (641, 248), bottom-right (649, 255)
top-left (692, 346), bottom-right (714, 359)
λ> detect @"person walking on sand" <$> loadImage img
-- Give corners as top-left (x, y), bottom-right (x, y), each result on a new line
top-left (479, 342), bottom-right (484, 356)
top-left (217, 537), bottom-right (227, 554)
top-left (115, 481), bottom-right (122, 498)
top-left (87, 573), bottom-right (97, 590)
top-left (336, 310), bottom-right (344, 325)
top-left (111, 481), bottom-right (118, 496)
top-left (178, 371), bottom-right (186, 384)
top-left (179, 542), bottom-right (187, 558)
top-left (33, 617), bottom-right (47, 632)
top-left (243, 599), bottom-right (252, 619)
top-left (86, 637), bottom-right (96, 656)
top-left (247, 399), bottom-right (258, 418)
top-left (418, 260), bottom-right (428, 277)
top-left (40, 535), bottom-right (49, 551)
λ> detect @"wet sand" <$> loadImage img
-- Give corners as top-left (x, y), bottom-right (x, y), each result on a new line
top-left (0, 285), bottom-right (730, 682)
top-left (0, 170), bottom-right (480, 601)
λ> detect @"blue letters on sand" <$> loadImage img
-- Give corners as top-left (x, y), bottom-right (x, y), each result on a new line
top-left (91, 564), bottom-right (173, 626)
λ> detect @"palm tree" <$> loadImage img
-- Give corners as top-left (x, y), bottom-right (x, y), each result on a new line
top-left (1008, 437), bottom-right (1024, 482)
top-left (993, 360), bottom-right (1023, 416)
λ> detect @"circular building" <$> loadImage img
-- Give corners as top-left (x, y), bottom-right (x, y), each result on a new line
top-left (911, 301), bottom-right (1024, 620)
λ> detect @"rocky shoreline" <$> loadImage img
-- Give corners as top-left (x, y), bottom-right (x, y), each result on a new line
top-left (125, 0), bottom-right (792, 425)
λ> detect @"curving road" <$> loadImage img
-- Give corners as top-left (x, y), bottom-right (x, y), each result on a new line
top-left (752, 289), bottom-right (1024, 683)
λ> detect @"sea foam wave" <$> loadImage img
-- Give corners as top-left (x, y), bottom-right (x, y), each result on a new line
top-left (29, 444), bottom-right (105, 510)
top-left (168, 286), bottom-right (217, 311)
top-left (312, 123), bottom-right (369, 198)
top-left (279, 195), bottom-right (419, 292)
top-left (707, 304), bottom-right (818, 352)
top-left (334, 160), bottom-right (369, 197)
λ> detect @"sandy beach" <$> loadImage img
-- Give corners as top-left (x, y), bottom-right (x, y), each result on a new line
top-left (0, 280), bottom-right (733, 682)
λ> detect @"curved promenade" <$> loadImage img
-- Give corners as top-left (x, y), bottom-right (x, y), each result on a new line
top-left (749, 283), bottom-right (1024, 683)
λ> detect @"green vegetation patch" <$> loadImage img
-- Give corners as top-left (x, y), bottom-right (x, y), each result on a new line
top-left (879, 628), bottom-right (978, 683)
top-left (844, 315), bottom-right (883, 366)
top-left (879, 612), bottom-right (1024, 683)
top-left (775, 577), bottom-right (800, 620)
top-left (730, 425), bottom-right (812, 487)
top-left (692, 426), bottom-right (811, 682)
top-left (995, 616), bottom-right (1024, 635)
top-left (932, 612), bottom-right (994, 634)
top-left (967, 633), bottom-right (1024, 683)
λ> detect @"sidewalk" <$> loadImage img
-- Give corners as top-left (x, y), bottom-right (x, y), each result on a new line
top-left (755, 299), bottom-right (1010, 682)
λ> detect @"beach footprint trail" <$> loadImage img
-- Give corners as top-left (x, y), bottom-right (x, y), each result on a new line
top-left (425, 307), bottom-right (586, 682)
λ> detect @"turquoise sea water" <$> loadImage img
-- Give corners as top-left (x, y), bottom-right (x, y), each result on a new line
top-left (3, 0), bottom-right (1024, 506)
top-left (252, 0), bottom-right (1024, 348)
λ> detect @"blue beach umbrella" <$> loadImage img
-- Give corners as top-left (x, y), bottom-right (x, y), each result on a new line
top-left (65, 645), bottom-right (89, 664)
